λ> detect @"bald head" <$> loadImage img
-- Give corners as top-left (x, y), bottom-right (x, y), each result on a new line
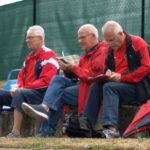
top-left (78, 24), bottom-right (99, 53)
top-left (78, 24), bottom-right (98, 38)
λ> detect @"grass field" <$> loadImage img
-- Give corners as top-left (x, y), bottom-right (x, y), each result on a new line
top-left (0, 137), bottom-right (150, 150)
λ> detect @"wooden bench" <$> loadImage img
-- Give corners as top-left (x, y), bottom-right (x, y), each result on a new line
top-left (1, 104), bottom-right (147, 137)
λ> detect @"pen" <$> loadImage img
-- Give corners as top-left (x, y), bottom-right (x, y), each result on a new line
top-left (62, 50), bottom-right (65, 58)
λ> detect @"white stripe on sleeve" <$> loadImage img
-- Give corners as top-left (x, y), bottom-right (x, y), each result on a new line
top-left (41, 58), bottom-right (59, 69)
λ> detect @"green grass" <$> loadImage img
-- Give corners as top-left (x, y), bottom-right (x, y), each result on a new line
top-left (0, 137), bottom-right (150, 150)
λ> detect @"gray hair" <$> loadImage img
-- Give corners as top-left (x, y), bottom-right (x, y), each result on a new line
top-left (101, 20), bottom-right (123, 35)
top-left (78, 24), bottom-right (99, 38)
top-left (27, 25), bottom-right (45, 41)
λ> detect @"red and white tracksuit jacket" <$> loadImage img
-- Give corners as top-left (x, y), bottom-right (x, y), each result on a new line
top-left (17, 45), bottom-right (59, 89)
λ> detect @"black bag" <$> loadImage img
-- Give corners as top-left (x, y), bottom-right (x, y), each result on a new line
top-left (66, 113), bottom-right (106, 138)
top-left (66, 115), bottom-right (92, 138)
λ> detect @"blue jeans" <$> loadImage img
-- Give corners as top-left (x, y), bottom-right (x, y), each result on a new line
top-left (0, 88), bottom-right (46, 113)
top-left (82, 82), bottom-right (139, 129)
top-left (40, 75), bottom-right (79, 135)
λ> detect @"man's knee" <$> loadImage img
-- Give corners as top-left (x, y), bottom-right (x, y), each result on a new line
top-left (12, 89), bottom-right (29, 104)
top-left (103, 82), bottom-right (117, 92)
top-left (14, 88), bottom-right (33, 96)
top-left (51, 75), bottom-right (65, 84)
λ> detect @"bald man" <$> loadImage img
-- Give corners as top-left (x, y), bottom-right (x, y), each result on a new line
top-left (22, 24), bottom-right (108, 137)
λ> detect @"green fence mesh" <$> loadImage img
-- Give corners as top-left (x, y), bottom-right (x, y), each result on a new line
top-left (0, 0), bottom-right (149, 80)
top-left (0, 0), bottom-right (33, 79)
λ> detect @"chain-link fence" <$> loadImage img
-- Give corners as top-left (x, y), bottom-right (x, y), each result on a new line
top-left (0, 0), bottom-right (149, 79)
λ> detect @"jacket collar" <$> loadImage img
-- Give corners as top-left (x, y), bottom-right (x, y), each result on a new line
top-left (83, 41), bottom-right (100, 56)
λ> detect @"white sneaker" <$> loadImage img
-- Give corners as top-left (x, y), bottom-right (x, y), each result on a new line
top-left (102, 129), bottom-right (120, 139)
top-left (22, 102), bottom-right (48, 121)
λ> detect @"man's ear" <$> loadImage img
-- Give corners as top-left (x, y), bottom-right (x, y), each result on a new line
top-left (118, 31), bottom-right (123, 36)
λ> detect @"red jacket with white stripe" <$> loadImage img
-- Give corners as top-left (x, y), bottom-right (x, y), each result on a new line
top-left (17, 45), bottom-right (59, 89)
top-left (72, 41), bottom-right (109, 113)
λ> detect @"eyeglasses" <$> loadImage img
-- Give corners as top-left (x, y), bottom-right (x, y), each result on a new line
top-left (78, 34), bottom-right (92, 40)
top-left (26, 36), bottom-right (40, 40)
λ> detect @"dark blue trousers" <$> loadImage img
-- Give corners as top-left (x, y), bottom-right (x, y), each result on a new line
top-left (82, 82), bottom-right (139, 129)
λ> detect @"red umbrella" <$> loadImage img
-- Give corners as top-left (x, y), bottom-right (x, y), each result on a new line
top-left (123, 99), bottom-right (150, 137)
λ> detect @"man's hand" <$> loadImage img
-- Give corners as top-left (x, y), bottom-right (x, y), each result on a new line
top-left (105, 69), bottom-right (121, 82)
top-left (58, 59), bottom-right (74, 71)
top-left (109, 72), bottom-right (121, 82)
top-left (10, 84), bottom-right (19, 96)
top-left (105, 69), bottom-right (112, 76)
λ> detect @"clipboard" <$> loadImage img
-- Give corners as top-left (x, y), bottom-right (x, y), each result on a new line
top-left (88, 74), bottom-right (109, 82)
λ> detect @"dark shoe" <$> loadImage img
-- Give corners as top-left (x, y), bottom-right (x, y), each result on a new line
top-left (39, 125), bottom-right (55, 137)
top-left (6, 131), bottom-right (21, 138)
top-left (22, 102), bottom-right (48, 121)
top-left (39, 132), bottom-right (55, 137)
top-left (78, 118), bottom-right (90, 130)
top-left (92, 129), bottom-right (106, 138)
top-left (102, 129), bottom-right (120, 139)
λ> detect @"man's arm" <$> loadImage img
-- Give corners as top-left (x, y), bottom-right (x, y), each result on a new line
top-left (121, 40), bottom-right (150, 83)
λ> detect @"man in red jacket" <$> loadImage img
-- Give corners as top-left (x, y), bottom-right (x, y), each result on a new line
top-left (22, 24), bottom-right (108, 136)
top-left (79, 20), bottom-right (150, 138)
top-left (0, 25), bottom-right (59, 137)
